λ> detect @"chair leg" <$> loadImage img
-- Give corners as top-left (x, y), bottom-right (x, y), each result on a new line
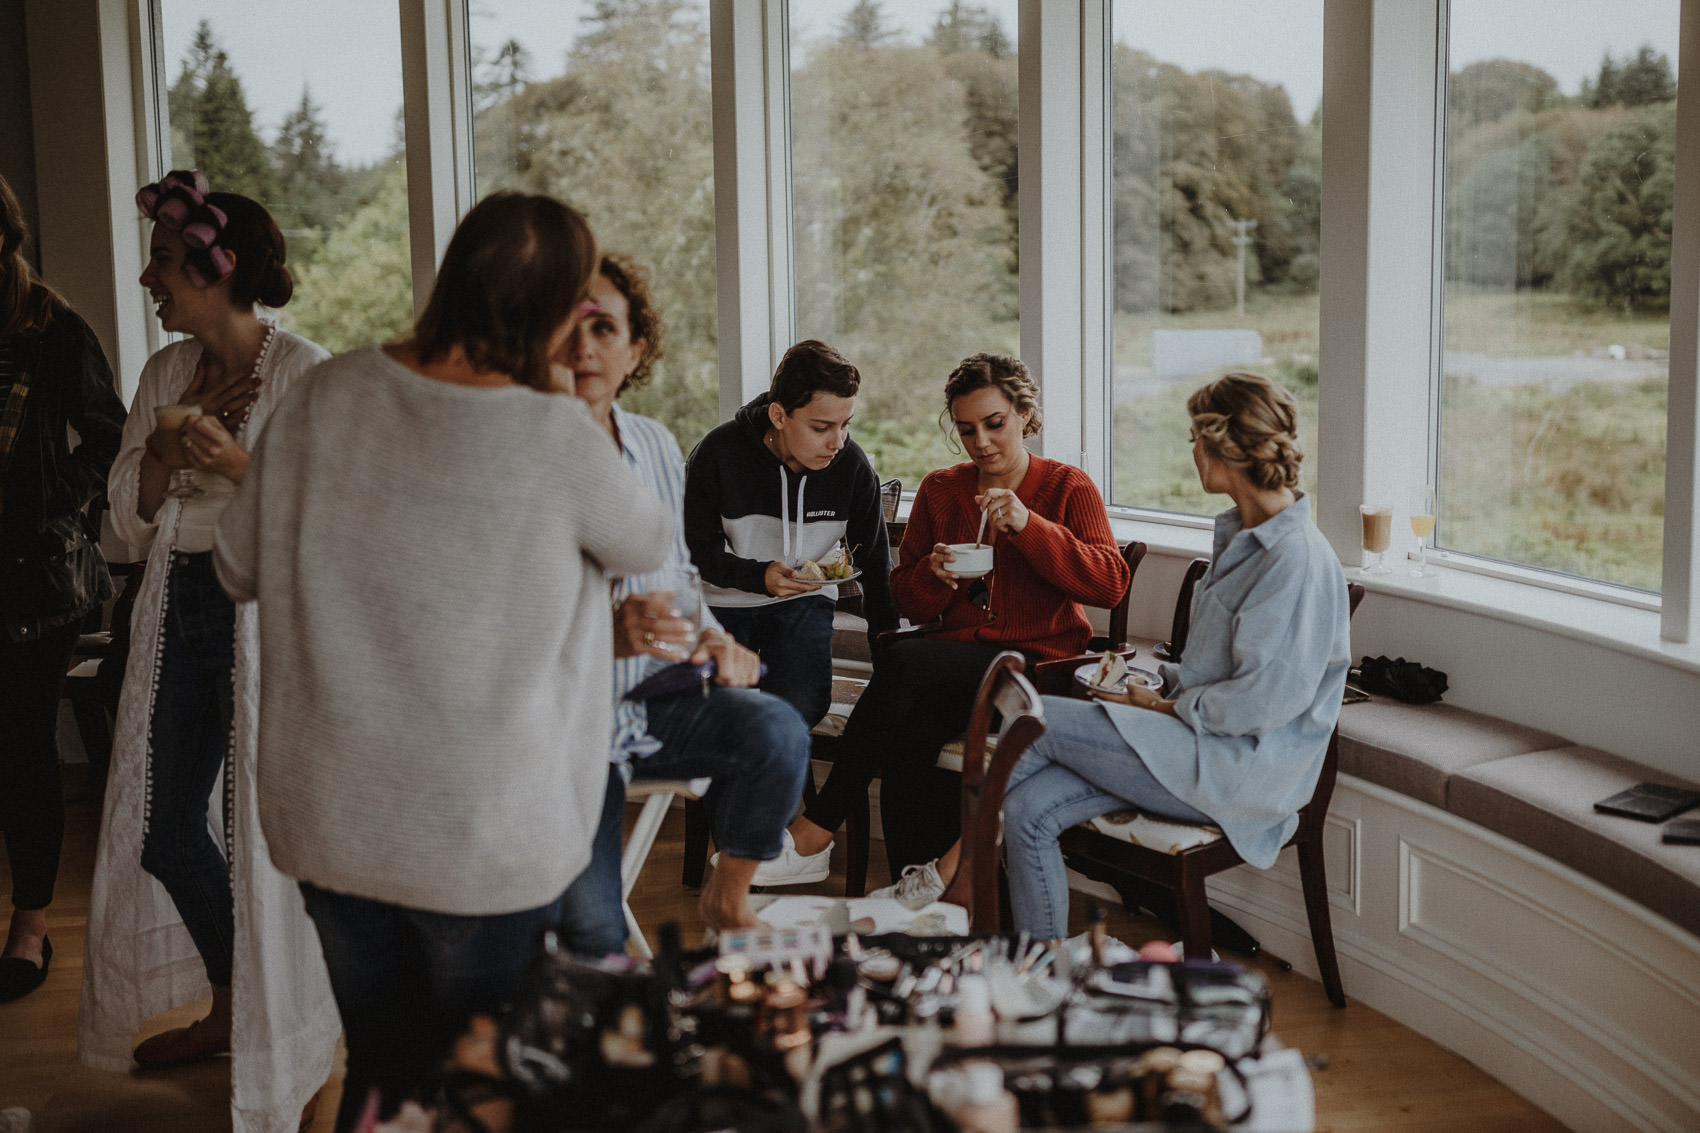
top-left (621, 791), bottom-right (676, 961)
top-left (1176, 876), bottom-right (1214, 962)
top-left (1297, 837), bottom-right (1346, 1007)
top-left (681, 797), bottom-right (710, 889)
top-left (844, 792), bottom-right (870, 897)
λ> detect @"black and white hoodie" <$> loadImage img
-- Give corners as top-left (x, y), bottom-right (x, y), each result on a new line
top-left (683, 392), bottom-right (897, 631)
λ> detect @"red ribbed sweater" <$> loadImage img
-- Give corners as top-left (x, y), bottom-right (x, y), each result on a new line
top-left (892, 456), bottom-right (1129, 661)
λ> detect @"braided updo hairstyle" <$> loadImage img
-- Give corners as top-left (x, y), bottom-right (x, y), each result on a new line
top-left (1186, 371), bottom-right (1303, 491)
top-left (940, 352), bottom-right (1043, 440)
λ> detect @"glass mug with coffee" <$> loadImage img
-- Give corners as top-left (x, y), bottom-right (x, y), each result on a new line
top-left (152, 403), bottom-right (205, 499)
top-left (1358, 504), bottom-right (1393, 575)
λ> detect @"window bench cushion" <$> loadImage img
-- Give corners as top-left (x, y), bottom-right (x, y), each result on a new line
top-left (1447, 745), bottom-right (1700, 938)
top-left (1336, 700), bottom-right (1569, 808)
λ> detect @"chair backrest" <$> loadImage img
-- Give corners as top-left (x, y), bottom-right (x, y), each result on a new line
top-left (1102, 540), bottom-right (1150, 651)
top-left (946, 651), bottom-right (1046, 931)
top-left (1160, 557), bottom-right (1211, 662)
top-left (1297, 582), bottom-right (1367, 837)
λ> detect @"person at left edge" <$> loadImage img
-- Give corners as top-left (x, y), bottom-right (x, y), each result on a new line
top-left (0, 171), bottom-right (125, 1005)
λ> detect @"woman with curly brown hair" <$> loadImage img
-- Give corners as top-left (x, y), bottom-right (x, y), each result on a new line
top-left (554, 254), bottom-right (810, 949)
top-left (996, 371), bottom-right (1351, 940)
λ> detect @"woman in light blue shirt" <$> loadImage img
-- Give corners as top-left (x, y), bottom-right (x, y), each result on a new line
top-left (1000, 371), bottom-right (1351, 940)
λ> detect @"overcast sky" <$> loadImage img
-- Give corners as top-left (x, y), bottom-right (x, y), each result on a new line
top-left (159, 1), bottom-right (1680, 168)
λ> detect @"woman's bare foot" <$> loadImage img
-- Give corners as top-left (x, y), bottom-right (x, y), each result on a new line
top-left (699, 857), bottom-right (763, 931)
top-left (3, 908), bottom-right (47, 964)
top-left (786, 817), bottom-right (834, 858)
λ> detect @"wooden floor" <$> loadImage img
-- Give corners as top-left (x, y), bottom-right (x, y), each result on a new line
top-left (0, 764), bottom-right (1568, 1132)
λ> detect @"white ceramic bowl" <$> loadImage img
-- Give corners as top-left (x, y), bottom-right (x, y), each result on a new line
top-left (946, 542), bottom-right (994, 578)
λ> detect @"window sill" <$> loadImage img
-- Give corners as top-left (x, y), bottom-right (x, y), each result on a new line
top-left (1345, 557), bottom-right (1700, 674)
top-left (1106, 512), bottom-right (1700, 678)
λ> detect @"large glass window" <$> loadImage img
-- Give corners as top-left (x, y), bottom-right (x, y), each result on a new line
top-left (788, 0), bottom-right (1019, 484)
top-left (471, 0), bottom-right (720, 451)
top-left (156, 1), bottom-right (413, 354)
top-left (1108, 1), bottom-right (1323, 516)
top-left (1439, 1), bottom-right (1679, 591)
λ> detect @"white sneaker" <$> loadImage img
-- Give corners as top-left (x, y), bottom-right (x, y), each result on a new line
top-left (868, 859), bottom-right (947, 910)
top-left (712, 830), bottom-right (833, 887)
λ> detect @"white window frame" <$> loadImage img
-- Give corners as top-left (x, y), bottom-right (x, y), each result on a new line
top-left (100, 0), bottom-right (1700, 650)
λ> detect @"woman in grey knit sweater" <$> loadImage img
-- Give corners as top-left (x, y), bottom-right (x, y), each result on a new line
top-left (215, 193), bottom-right (671, 1130)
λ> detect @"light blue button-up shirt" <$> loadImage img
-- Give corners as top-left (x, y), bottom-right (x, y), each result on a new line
top-left (607, 406), bottom-right (722, 770)
top-left (1101, 492), bottom-right (1350, 867)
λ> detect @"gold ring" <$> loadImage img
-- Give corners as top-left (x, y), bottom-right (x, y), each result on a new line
top-left (643, 630), bottom-right (657, 647)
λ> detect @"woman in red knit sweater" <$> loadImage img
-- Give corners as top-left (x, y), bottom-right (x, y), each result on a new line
top-left (753, 353), bottom-right (1128, 895)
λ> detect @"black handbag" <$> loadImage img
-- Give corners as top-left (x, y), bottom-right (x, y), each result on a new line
top-left (36, 511), bottom-right (114, 617)
top-left (1, 511), bottom-right (113, 642)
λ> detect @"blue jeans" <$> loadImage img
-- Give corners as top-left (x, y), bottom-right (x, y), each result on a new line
top-left (139, 551), bottom-right (236, 987)
top-left (711, 596), bottom-right (836, 727)
top-left (1002, 696), bottom-right (1211, 940)
top-left (299, 882), bottom-right (565, 1131)
top-left (555, 684), bottom-right (811, 956)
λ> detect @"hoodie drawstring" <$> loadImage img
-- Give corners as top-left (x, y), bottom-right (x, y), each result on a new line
top-left (778, 465), bottom-right (807, 567)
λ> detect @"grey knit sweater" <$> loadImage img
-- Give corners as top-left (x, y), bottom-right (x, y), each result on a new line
top-left (215, 346), bottom-right (671, 915)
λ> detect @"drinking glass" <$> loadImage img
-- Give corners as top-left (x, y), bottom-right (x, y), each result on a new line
top-left (1409, 485), bottom-right (1436, 577)
top-left (651, 565), bottom-right (702, 654)
top-left (153, 404), bottom-right (204, 500)
top-left (1358, 504), bottom-right (1392, 575)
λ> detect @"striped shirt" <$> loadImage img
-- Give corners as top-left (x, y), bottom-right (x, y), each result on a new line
top-left (607, 405), bottom-right (723, 767)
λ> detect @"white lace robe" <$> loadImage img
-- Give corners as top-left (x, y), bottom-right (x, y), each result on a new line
top-left (80, 328), bottom-right (342, 1133)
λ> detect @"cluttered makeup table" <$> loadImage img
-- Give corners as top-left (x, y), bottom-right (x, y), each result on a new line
top-left (381, 900), bottom-right (1315, 1133)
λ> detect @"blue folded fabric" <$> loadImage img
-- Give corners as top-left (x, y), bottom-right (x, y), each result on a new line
top-left (622, 658), bottom-right (767, 701)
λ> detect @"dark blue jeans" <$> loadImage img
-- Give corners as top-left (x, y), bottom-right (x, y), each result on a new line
top-left (139, 551), bottom-right (236, 987)
top-left (711, 595), bottom-right (836, 727)
top-left (299, 881), bottom-right (565, 1131)
top-left (555, 684), bottom-right (811, 956)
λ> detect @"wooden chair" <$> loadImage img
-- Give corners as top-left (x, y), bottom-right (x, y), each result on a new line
top-left (1054, 582), bottom-right (1366, 1007)
top-left (822, 540), bottom-right (1149, 896)
top-left (1152, 556), bottom-right (1209, 662)
top-left (937, 651), bottom-right (1047, 932)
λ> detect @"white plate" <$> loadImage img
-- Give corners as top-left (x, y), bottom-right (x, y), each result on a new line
top-left (1074, 661), bottom-right (1163, 694)
top-left (799, 568), bottom-right (862, 585)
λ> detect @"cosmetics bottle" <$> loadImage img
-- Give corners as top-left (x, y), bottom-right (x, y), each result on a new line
top-left (952, 972), bottom-right (995, 1048)
top-left (951, 1060), bottom-right (1020, 1133)
top-left (902, 995), bottom-right (942, 1087)
top-left (1174, 1050), bottom-right (1226, 1123)
top-left (1159, 1066), bottom-right (1214, 1123)
top-left (1134, 1046), bottom-right (1183, 1118)
top-left (824, 955), bottom-right (867, 1032)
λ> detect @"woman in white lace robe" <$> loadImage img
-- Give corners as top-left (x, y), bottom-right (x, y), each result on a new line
top-left (79, 171), bottom-right (338, 1133)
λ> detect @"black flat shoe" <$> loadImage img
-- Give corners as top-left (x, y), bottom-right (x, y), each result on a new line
top-left (0, 936), bottom-right (51, 1003)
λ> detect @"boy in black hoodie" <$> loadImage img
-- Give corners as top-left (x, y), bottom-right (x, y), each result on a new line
top-left (685, 340), bottom-right (897, 735)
